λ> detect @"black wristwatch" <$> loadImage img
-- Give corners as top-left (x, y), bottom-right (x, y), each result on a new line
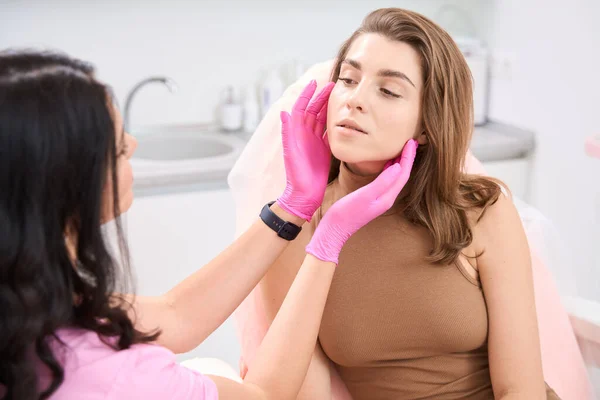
top-left (259, 201), bottom-right (302, 241)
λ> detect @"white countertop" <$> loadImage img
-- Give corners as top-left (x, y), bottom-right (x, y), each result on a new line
top-left (471, 121), bottom-right (535, 162)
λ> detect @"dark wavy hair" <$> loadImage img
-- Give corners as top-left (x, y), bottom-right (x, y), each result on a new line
top-left (0, 50), bottom-right (158, 400)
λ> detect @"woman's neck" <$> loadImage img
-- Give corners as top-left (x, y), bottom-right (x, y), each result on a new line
top-left (344, 160), bottom-right (386, 177)
top-left (336, 162), bottom-right (407, 214)
top-left (337, 162), bottom-right (380, 195)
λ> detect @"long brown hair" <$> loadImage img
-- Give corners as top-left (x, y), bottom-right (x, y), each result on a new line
top-left (329, 8), bottom-right (505, 265)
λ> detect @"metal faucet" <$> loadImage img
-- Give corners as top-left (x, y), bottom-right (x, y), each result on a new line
top-left (123, 76), bottom-right (178, 133)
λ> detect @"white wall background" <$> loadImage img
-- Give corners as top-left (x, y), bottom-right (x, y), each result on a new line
top-left (486, 0), bottom-right (600, 300)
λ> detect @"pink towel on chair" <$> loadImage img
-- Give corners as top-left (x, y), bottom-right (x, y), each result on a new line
top-left (530, 248), bottom-right (594, 399)
top-left (230, 60), bottom-right (593, 400)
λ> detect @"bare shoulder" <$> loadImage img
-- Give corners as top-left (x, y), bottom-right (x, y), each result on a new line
top-left (475, 192), bottom-right (522, 239)
top-left (460, 192), bottom-right (514, 255)
top-left (472, 192), bottom-right (530, 273)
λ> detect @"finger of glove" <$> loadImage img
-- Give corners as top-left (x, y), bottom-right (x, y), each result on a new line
top-left (306, 82), bottom-right (334, 130)
top-left (292, 80), bottom-right (317, 117)
top-left (280, 111), bottom-right (295, 153)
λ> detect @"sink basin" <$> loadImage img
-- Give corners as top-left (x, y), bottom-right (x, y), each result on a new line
top-left (134, 134), bottom-right (234, 161)
top-left (130, 129), bottom-right (247, 193)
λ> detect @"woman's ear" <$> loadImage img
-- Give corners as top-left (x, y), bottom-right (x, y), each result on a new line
top-left (416, 131), bottom-right (428, 145)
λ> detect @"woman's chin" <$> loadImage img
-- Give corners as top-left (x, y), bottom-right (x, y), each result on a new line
top-left (331, 146), bottom-right (387, 172)
top-left (330, 144), bottom-right (365, 164)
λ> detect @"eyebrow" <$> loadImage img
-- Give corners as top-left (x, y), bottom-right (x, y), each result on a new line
top-left (342, 58), bottom-right (416, 88)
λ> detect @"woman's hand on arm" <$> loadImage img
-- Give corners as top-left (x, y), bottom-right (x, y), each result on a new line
top-left (478, 194), bottom-right (547, 399)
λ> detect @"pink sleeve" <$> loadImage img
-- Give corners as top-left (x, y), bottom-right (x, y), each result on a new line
top-left (108, 344), bottom-right (219, 400)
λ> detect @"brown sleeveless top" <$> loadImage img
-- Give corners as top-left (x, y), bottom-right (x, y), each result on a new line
top-left (311, 162), bottom-right (560, 400)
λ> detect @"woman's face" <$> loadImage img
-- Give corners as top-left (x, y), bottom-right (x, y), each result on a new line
top-left (327, 33), bottom-right (425, 175)
top-left (101, 106), bottom-right (137, 223)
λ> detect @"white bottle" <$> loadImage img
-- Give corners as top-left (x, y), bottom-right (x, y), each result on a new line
top-left (243, 85), bottom-right (260, 134)
top-left (260, 69), bottom-right (284, 117)
top-left (220, 86), bottom-right (243, 132)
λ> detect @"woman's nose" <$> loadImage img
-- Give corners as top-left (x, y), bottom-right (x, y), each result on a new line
top-left (345, 85), bottom-right (367, 112)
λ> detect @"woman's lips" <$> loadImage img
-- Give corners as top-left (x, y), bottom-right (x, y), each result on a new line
top-left (336, 125), bottom-right (368, 136)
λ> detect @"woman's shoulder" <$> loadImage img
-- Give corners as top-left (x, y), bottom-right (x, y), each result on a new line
top-left (471, 192), bottom-right (523, 254)
top-left (477, 191), bottom-right (519, 230)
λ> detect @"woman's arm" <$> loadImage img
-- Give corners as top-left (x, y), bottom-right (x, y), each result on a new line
top-left (257, 226), bottom-right (333, 399)
top-left (477, 194), bottom-right (547, 399)
top-left (210, 254), bottom-right (336, 400)
top-left (127, 204), bottom-right (306, 354)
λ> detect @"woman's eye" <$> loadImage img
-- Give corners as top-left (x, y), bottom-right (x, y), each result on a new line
top-left (338, 77), bottom-right (355, 85)
top-left (381, 88), bottom-right (401, 98)
top-left (338, 77), bottom-right (401, 98)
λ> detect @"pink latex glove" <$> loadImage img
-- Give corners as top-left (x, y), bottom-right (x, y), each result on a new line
top-left (306, 139), bottom-right (419, 264)
top-left (276, 80), bottom-right (335, 221)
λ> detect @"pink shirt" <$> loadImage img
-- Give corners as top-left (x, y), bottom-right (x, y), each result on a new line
top-left (40, 328), bottom-right (219, 400)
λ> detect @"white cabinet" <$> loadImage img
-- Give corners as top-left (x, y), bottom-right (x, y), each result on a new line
top-left (124, 188), bottom-right (241, 367)
top-left (482, 158), bottom-right (532, 201)
top-left (471, 122), bottom-right (535, 202)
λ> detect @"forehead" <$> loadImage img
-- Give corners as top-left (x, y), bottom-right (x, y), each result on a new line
top-left (345, 33), bottom-right (423, 87)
